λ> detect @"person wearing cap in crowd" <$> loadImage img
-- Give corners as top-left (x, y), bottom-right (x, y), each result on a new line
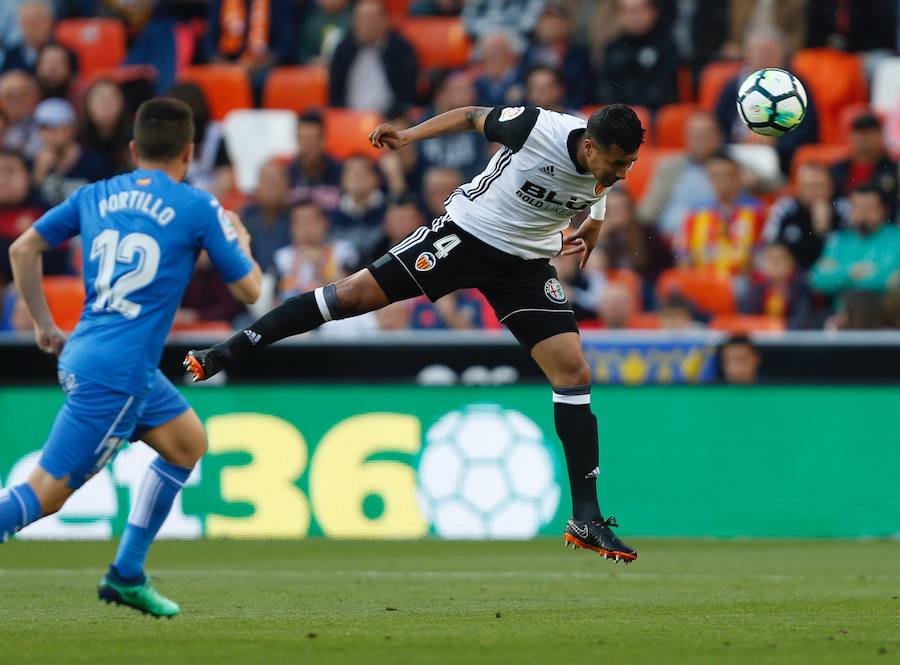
top-left (32, 97), bottom-right (111, 207)
top-left (830, 112), bottom-right (898, 220)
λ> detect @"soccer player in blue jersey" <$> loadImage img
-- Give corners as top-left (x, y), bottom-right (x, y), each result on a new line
top-left (3, 98), bottom-right (261, 617)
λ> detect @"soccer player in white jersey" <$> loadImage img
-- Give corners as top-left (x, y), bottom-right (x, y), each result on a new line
top-left (186, 104), bottom-right (644, 561)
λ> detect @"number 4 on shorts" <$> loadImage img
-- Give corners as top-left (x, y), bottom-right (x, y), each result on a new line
top-left (433, 234), bottom-right (460, 259)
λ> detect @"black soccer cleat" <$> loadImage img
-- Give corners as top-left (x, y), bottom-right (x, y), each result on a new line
top-left (564, 516), bottom-right (637, 563)
top-left (183, 347), bottom-right (228, 382)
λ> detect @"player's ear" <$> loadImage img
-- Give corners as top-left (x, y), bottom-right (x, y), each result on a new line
top-left (128, 140), bottom-right (139, 163)
top-left (182, 142), bottom-right (195, 165)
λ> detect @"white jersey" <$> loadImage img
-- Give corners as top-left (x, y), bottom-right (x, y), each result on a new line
top-left (445, 106), bottom-right (609, 260)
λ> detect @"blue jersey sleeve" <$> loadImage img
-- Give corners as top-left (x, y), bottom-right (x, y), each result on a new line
top-left (198, 197), bottom-right (253, 283)
top-left (33, 190), bottom-right (81, 247)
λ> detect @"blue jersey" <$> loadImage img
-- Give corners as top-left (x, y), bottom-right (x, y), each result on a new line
top-left (33, 169), bottom-right (252, 395)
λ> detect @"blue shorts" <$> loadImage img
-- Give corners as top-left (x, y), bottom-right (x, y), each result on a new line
top-left (40, 369), bottom-right (191, 489)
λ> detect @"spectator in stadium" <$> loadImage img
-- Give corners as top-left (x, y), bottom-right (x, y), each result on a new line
top-left (241, 160), bottom-right (292, 274)
top-left (714, 25), bottom-right (819, 175)
top-left (744, 242), bottom-right (816, 329)
top-left (417, 72), bottom-right (487, 182)
top-left (79, 79), bottom-right (132, 174)
top-left (830, 113), bottom-right (898, 221)
top-left (329, 0), bottom-right (418, 115)
top-left (461, 0), bottom-right (546, 40)
top-left (31, 97), bottom-right (110, 207)
top-left (658, 292), bottom-right (702, 330)
top-left (275, 199), bottom-right (354, 298)
top-left (594, 280), bottom-right (636, 330)
top-left (409, 290), bottom-right (497, 330)
top-left (718, 335), bottom-right (761, 385)
top-left (205, 0), bottom-right (296, 99)
top-left (810, 186), bottom-right (900, 301)
top-left (0, 148), bottom-right (44, 283)
top-left (806, 0), bottom-right (897, 52)
top-left (762, 162), bottom-right (845, 272)
top-left (421, 166), bottom-right (463, 221)
top-left (676, 151), bottom-right (766, 277)
top-left (287, 110), bottom-right (342, 212)
top-left (0, 69), bottom-right (40, 158)
top-left (330, 154), bottom-right (386, 244)
top-left (472, 28), bottom-right (526, 108)
top-left (0, 286), bottom-right (35, 332)
top-left (594, 0), bottom-right (679, 112)
top-left (358, 192), bottom-right (424, 268)
top-left (296, 0), bottom-right (353, 65)
top-left (166, 83), bottom-right (230, 196)
top-left (176, 252), bottom-right (247, 328)
top-left (726, 0), bottom-right (807, 55)
top-left (518, 4), bottom-right (592, 109)
top-left (34, 44), bottom-right (78, 102)
top-left (638, 110), bottom-right (721, 238)
top-left (523, 65), bottom-right (577, 116)
top-left (0, 0), bottom-right (54, 74)
top-left (601, 188), bottom-right (672, 298)
top-left (378, 112), bottom-right (426, 200)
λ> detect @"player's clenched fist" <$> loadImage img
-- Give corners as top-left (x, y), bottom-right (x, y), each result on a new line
top-left (34, 323), bottom-right (65, 356)
top-left (369, 123), bottom-right (408, 150)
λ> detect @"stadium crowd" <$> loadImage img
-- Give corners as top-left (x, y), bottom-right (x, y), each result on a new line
top-left (1, 0), bottom-right (899, 336)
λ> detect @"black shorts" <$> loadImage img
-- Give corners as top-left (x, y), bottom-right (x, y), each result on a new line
top-left (368, 214), bottom-right (577, 349)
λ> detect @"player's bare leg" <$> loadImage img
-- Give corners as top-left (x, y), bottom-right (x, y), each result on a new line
top-left (185, 269), bottom-right (390, 381)
top-left (531, 332), bottom-right (636, 562)
top-left (99, 409), bottom-right (207, 618)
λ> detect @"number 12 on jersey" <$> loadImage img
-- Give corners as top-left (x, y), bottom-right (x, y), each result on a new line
top-left (89, 229), bottom-right (161, 319)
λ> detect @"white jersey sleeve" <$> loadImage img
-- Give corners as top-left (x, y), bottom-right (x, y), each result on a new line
top-left (590, 195), bottom-right (607, 221)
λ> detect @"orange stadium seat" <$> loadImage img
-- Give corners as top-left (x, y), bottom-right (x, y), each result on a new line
top-left (385, 0), bottom-right (413, 20)
top-left (178, 65), bottom-right (253, 121)
top-left (698, 60), bottom-right (741, 111)
top-left (582, 105), bottom-right (653, 145)
top-left (791, 48), bottom-right (867, 144)
top-left (323, 108), bottom-right (383, 159)
top-left (55, 18), bottom-right (126, 80)
top-left (709, 314), bottom-right (785, 334)
top-left (657, 268), bottom-right (736, 315)
top-left (396, 18), bottom-right (471, 70)
top-left (621, 148), bottom-right (676, 203)
top-left (262, 66), bottom-right (328, 112)
top-left (608, 269), bottom-right (643, 311)
top-left (789, 143), bottom-right (852, 183)
top-left (655, 103), bottom-right (699, 149)
top-left (43, 276), bottom-right (85, 333)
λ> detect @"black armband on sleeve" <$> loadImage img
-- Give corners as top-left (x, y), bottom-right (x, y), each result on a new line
top-left (483, 106), bottom-right (541, 152)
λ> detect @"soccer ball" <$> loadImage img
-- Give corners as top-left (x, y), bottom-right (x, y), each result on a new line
top-left (736, 68), bottom-right (807, 137)
top-left (417, 404), bottom-right (561, 539)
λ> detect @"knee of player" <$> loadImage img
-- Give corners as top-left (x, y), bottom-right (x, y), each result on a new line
top-left (553, 359), bottom-right (593, 390)
top-left (174, 431), bottom-right (207, 466)
top-left (333, 273), bottom-right (383, 317)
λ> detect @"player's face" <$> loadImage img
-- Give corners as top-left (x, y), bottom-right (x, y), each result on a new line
top-left (585, 141), bottom-right (639, 188)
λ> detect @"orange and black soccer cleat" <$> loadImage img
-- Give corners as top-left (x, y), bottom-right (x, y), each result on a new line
top-left (183, 347), bottom-right (228, 382)
top-left (564, 516), bottom-right (637, 563)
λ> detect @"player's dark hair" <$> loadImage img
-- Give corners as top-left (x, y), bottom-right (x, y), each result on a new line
top-left (586, 104), bottom-right (645, 154)
top-left (133, 97), bottom-right (194, 162)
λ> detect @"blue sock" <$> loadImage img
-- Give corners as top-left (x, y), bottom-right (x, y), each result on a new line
top-left (112, 457), bottom-right (192, 580)
top-left (0, 484), bottom-right (42, 542)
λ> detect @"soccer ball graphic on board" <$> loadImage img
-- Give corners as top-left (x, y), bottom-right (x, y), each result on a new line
top-left (417, 404), bottom-right (561, 539)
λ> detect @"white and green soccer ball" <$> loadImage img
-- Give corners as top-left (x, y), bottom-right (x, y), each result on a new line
top-left (736, 68), bottom-right (807, 137)
top-left (417, 404), bottom-right (561, 539)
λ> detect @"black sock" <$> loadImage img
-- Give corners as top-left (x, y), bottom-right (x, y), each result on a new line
top-left (553, 386), bottom-right (601, 522)
top-left (215, 286), bottom-right (339, 363)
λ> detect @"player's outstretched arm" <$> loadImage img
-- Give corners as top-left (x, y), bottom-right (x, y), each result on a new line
top-left (222, 210), bottom-right (262, 304)
top-left (8, 227), bottom-right (66, 355)
top-left (369, 106), bottom-right (491, 151)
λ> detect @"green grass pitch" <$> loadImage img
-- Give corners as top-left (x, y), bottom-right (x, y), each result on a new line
top-left (1, 539), bottom-right (898, 665)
